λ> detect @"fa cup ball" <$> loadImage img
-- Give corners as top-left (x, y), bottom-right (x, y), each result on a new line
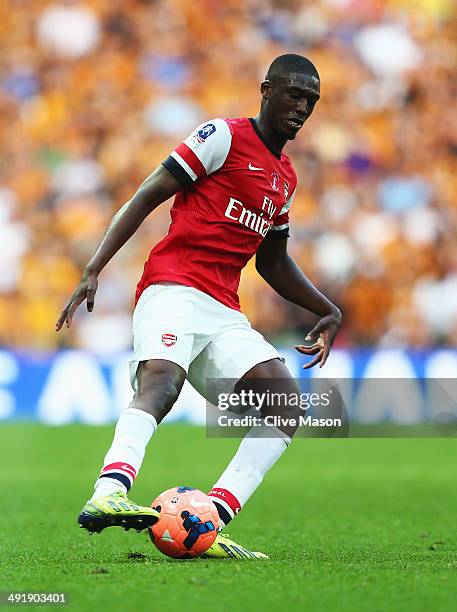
top-left (149, 486), bottom-right (219, 558)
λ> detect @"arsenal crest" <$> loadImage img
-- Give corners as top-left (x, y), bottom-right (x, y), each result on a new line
top-left (162, 333), bottom-right (177, 347)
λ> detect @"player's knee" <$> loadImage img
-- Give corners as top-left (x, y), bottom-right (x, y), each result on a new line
top-left (260, 398), bottom-right (301, 425)
top-left (138, 378), bottom-right (181, 422)
top-left (260, 403), bottom-right (301, 438)
top-left (281, 403), bottom-right (302, 423)
top-left (283, 406), bottom-right (301, 437)
top-left (134, 361), bottom-right (185, 422)
top-left (156, 377), bottom-right (182, 412)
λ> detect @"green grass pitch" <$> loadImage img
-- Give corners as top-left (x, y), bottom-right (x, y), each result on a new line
top-left (1, 424), bottom-right (456, 611)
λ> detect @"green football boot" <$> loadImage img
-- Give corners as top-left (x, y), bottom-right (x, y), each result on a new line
top-left (202, 533), bottom-right (269, 559)
top-left (78, 491), bottom-right (160, 534)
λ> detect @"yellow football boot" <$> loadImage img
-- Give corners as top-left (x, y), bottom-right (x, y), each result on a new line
top-left (78, 491), bottom-right (160, 534)
top-left (202, 533), bottom-right (269, 559)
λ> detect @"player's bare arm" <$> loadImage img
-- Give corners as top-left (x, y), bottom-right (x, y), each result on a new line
top-left (55, 165), bottom-right (181, 330)
top-left (256, 235), bottom-right (342, 368)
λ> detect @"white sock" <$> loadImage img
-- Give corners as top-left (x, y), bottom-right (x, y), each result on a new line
top-left (208, 422), bottom-right (291, 527)
top-left (89, 408), bottom-right (157, 502)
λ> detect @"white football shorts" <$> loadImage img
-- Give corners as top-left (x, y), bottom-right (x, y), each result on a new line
top-left (129, 283), bottom-right (281, 402)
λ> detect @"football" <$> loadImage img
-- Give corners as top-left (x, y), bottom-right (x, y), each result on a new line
top-left (149, 486), bottom-right (219, 558)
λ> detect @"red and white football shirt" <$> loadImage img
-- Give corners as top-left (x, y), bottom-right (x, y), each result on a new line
top-left (136, 117), bottom-right (297, 311)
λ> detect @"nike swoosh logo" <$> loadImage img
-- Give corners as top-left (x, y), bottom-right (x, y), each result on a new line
top-left (120, 465), bottom-right (135, 473)
top-left (190, 497), bottom-right (210, 508)
top-left (248, 163), bottom-right (263, 171)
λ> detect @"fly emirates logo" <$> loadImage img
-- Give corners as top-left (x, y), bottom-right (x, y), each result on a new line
top-left (224, 196), bottom-right (277, 237)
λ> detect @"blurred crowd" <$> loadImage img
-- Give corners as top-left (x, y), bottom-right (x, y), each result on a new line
top-left (1, 0), bottom-right (456, 353)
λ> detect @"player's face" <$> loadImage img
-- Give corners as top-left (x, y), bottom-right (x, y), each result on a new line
top-left (263, 73), bottom-right (320, 139)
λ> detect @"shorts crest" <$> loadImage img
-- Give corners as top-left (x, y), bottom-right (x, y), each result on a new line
top-left (162, 333), bottom-right (177, 347)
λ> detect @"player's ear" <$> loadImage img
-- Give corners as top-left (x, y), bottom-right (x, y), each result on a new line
top-left (260, 80), bottom-right (273, 100)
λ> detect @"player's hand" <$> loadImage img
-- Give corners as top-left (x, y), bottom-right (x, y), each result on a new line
top-left (55, 270), bottom-right (98, 331)
top-left (295, 310), bottom-right (342, 369)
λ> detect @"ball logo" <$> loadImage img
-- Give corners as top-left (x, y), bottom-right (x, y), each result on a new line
top-left (271, 171), bottom-right (280, 191)
top-left (162, 333), bottom-right (177, 347)
top-left (190, 497), bottom-right (210, 508)
top-left (181, 511), bottom-right (216, 550)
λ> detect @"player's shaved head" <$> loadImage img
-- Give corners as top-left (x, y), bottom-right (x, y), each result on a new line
top-left (266, 54), bottom-right (320, 84)
top-left (257, 54), bottom-right (321, 147)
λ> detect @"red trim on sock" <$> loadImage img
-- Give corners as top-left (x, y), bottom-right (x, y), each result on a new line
top-left (101, 462), bottom-right (137, 481)
top-left (208, 488), bottom-right (241, 515)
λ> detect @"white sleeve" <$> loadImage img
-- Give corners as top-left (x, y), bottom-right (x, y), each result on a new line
top-left (164, 119), bottom-right (232, 184)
